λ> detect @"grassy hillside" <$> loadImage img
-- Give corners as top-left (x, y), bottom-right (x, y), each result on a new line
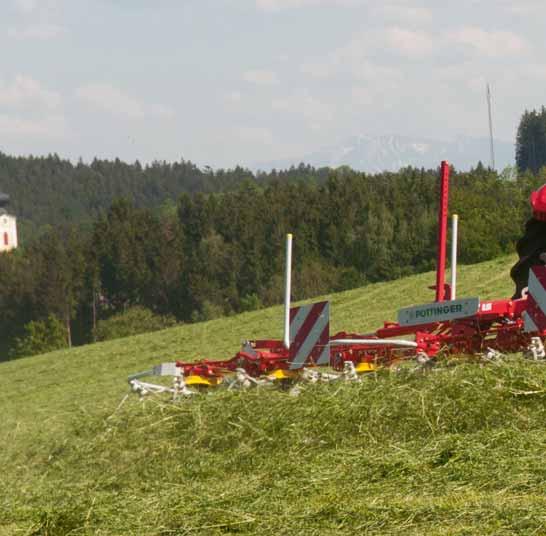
top-left (5, 254), bottom-right (546, 534)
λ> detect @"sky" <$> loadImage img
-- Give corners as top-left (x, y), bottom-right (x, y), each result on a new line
top-left (1, 0), bottom-right (546, 168)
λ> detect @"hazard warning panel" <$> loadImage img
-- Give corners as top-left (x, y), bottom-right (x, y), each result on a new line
top-left (288, 301), bottom-right (330, 370)
top-left (524, 266), bottom-right (546, 333)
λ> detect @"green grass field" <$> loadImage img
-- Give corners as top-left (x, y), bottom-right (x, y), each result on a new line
top-left (4, 254), bottom-right (546, 535)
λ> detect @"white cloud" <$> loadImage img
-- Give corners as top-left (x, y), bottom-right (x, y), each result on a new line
top-left (503, 1), bottom-right (546, 16)
top-left (301, 61), bottom-right (332, 79)
top-left (450, 27), bottom-right (529, 57)
top-left (243, 69), bottom-right (279, 85)
top-left (375, 5), bottom-right (432, 24)
top-left (352, 60), bottom-right (401, 85)
top-left (518, 62), bottom-right (546, 82)
top-left (76, 83), bottom-right (175, 121)
top-left (384, 27), bottom-right (434, 57)
top-left (8, 24), bottom-right (63, 40)
top-left (0, 75), bottom-right (66, 141)
top-left (336, 27), bottom-right (434, 59)
top-left (0, 114), bottom-right (66, 138)
top-left (76, 84), bottom-right (145, 119)
top-left (464, 75), bottom-right (485, 93)
top-left (256, 0), bottom-right (365, 10)
top-left (302, 55), bottom-right (399, 84)
top-left (272, 89), bottom-right (333, 122)
top-left (350, 86), bottom-right (373, 106)
top-left (0, 75), bottom-right (61, 110)
top-left (226, 90), bottom-right (242, 103)
top-left (149, 103), bottom-right (175, 119)
top-left (302, 26), bottom-right (434, 83)
top-left (13, 0), bottom-right (36, 13)
top-left (234, 126), bottom-right (274, 144)
top-left (13, 0), bottom-right (60, 14)
top-left (301, 29), bottom-right (405, 84)
top-left (302, 23), bottom-right (528, 93)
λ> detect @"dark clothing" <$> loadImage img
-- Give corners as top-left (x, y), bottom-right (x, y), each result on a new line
top-left (511, 218), bottom-right (546, 298)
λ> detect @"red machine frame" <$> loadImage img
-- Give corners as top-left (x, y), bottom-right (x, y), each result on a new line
top-left (131, 160), bottom-right (545, 391)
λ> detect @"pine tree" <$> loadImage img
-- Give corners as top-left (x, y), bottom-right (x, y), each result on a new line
top-left (516, 108), bottom-right (546, 174)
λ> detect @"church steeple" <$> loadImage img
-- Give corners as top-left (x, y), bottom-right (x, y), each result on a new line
top-left (0, 191), bottom-right (18, 252)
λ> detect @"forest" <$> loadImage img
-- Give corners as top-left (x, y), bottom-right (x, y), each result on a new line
top-left (516, 106), bottom-right (546, 174)
top-left (0, 152), bottom-right (328, 241)
top-left (1, 159), bottom-right (544, 360)
top-left (2, 106), bottom-right (546, 360)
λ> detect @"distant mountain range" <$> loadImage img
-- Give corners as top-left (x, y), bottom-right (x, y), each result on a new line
top-left (256, 134), bottom-right (515, 173)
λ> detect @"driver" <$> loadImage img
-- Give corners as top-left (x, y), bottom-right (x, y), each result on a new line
top-left (511, 184), bottom-right (546, 299)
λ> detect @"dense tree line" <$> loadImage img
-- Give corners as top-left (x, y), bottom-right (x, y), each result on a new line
top-left (0, 152), bottom-right (328, 240)
top-left (516, 107), bottom-right (546, 174)
top-left (0, 162), bottom-right (542, 360)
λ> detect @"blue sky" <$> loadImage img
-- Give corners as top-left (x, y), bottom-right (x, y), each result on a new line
top-left (1, 0), bottom-right (545, 167)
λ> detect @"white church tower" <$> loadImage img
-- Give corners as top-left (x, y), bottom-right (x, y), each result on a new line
top-left (0, 192), bottom-right (18, 253)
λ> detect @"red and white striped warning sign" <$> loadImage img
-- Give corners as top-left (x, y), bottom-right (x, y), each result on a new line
top-left (288, 301), bottom-right (330, 369)
top-left (524, 266), bottom-right (546, 333)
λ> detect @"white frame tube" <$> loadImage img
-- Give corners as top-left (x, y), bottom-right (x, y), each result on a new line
top-left (283, 234), bottom-right (293, 349)
top-left (331, 339), bottom-right (418, 348)
top-left (451, 214), bottom-right (458, 300)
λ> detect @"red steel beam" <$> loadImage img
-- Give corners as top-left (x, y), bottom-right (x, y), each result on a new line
top-left (435, 161), bottom-right (450, 302)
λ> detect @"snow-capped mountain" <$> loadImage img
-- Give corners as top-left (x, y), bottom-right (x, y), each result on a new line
top-left (256, 135), bottom-right (515, 173)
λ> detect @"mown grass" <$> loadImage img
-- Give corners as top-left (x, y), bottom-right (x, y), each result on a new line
top-left (4, 254), bottom-right (546, 535)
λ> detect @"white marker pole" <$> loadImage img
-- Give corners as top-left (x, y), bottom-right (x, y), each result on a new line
top-left (451, 214), bottom-right (458, 300)
top-left (283, 233), bottom-right (293, 349)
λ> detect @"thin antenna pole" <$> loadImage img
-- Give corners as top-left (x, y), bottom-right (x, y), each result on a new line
top-left (487, 83), bottom-right (496, 169)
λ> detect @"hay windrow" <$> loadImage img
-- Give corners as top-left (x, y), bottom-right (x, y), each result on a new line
top-left (4, 255), bottom-right (546, 534)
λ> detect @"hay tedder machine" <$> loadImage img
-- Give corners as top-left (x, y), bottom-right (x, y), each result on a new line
top-left (129, 161), bottom-right (546, 398)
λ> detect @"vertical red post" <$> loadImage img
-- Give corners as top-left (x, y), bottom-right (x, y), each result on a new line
top-left (435, 161), bottom-right (450, 302)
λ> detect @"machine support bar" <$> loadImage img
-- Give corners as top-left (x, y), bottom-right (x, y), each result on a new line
top-left (283, 233), bottom-right (293, 349)
top-left (451, 214), bottom-right (459, 300)
top-left (435, 161), bottom-right (450, 302)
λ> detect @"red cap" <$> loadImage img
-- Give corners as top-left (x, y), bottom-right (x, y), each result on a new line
top-left (531, 184), bottom-right (546, 221)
